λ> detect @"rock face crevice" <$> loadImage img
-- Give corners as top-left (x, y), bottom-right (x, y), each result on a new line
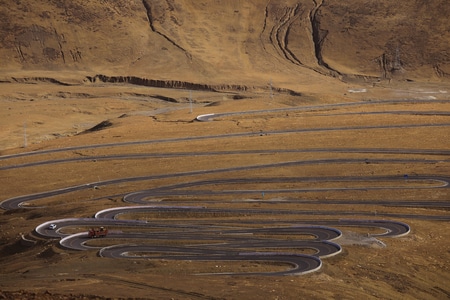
top-left (260, 1), bottom-right (342, 77)
top-left (276, 4), bottom-right (305, 66)
top-left (310, 1), bottom-right (325, 66)
top-left (141, 0), bottom-right (191, 59)
top-left (309, 0), bottom-right (339, 76)
top-left (261, 2), bottom-right (312, 71)
top-left (141, 0), bottom-right (157, 32)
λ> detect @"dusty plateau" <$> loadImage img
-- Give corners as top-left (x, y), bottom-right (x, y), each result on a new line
top-left (1, 1), bottom-right (450, 299)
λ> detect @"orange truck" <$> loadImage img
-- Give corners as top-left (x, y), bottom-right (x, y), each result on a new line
top-left (88, 226), bottom-right (108, 238)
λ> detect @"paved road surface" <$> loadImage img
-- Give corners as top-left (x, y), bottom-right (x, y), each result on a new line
top-left (2, 100), bottom-right (449, 275)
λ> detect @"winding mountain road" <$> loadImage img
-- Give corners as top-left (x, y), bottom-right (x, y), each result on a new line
top-left (2, 100), bottom-right (449, 275)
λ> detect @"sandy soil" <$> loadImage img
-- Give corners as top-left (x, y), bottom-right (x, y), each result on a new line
top-left (1, 1), bottom-right (450, 298)
top-left (0, 75), bottom-right (449, 299)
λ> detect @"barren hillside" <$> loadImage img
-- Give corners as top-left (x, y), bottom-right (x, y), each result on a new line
top-left (1, 0), bottom-right (449, 85)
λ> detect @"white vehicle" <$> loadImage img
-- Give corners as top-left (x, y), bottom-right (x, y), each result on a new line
top-left (48, 224), bottom-right (57, 230)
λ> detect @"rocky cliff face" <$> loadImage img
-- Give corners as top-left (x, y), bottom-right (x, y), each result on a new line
top-left (1, 0), bottom-right (449, 82)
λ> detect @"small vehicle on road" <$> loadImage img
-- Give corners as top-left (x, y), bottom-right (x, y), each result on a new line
top-left (48, 223), bottom-right (57, 230)
top-left (88, 226), bottom-right (108, 238)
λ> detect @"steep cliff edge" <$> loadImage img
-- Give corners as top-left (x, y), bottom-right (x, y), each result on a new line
top-left (0, 0), bottom-right (449, 83)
